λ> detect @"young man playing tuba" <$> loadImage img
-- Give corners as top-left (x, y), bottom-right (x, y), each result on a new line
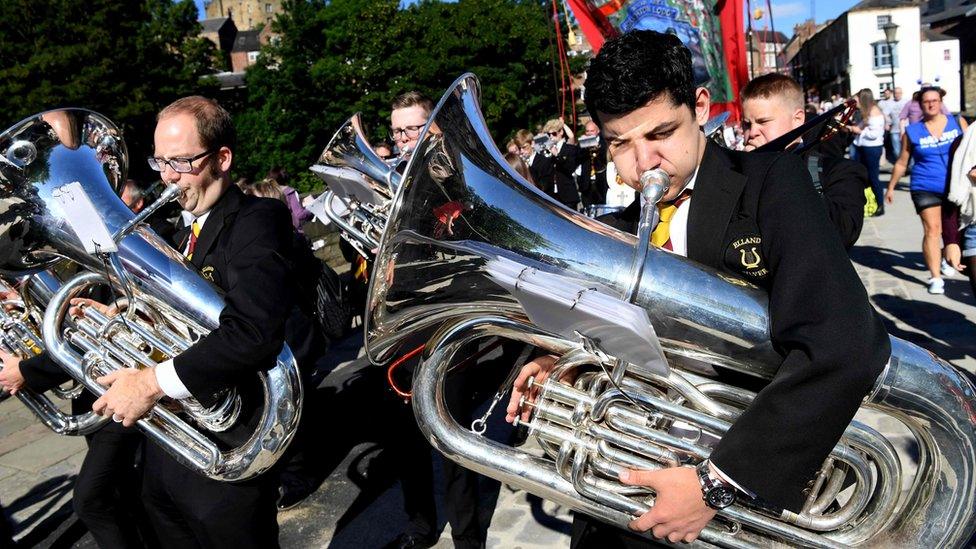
top-left (506, 30), bottom-right (890, 546)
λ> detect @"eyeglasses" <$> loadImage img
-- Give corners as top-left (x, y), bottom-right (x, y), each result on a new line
top-left (547, 131), bottom-right (562, 137)
top-left (147, 149), bottom-right (216, 173)
top-left (389, 124), bottom-right (425, 140)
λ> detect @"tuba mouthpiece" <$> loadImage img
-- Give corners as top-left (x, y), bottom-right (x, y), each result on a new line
top-left (638, 168), bottom-right (670, 205)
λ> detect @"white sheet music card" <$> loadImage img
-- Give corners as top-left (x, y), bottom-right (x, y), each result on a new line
top-left (52, 182), bottom-right (117, 255)
top-left (305, 191), bottom-right (335, 226)
top-left (486, 256), bottom-right (668, 376)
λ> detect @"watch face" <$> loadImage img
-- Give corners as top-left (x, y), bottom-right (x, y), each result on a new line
top-left (706, 487), bottom-right (736, 509)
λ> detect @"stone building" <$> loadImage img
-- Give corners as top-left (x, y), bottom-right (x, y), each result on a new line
top-left (204, 0), bottom-right (281, 31)
top-left (791, 0), bottom-right (962, 111)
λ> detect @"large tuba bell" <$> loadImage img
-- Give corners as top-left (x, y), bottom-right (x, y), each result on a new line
top-left (310, 113), bottom-right (400, 258)
top-left (365, 74), bottom-right (976, 546)
top-left (0, 270), bottom-right (108, 435)
top-left (0, 109), bottom-right (302, 481)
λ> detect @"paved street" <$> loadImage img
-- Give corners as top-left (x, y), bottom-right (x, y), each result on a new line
top-left (3, 171), bottom-right (975, 548)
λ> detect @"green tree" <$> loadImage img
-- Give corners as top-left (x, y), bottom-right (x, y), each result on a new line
top-left (236, 0), bottom-right (560, 193)
top-left (0, 0), bottom-right (219, 180)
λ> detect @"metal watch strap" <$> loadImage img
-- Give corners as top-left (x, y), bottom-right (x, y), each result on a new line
top-left (697, 459), bottom-right (736, 510)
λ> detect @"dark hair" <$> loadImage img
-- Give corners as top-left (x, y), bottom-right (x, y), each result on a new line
top-left (741, 73), bottom-right (803, 110)
top-left (584, 30), bottom-right (696, 125)
top-left (919, 86), bottom-right (946, 100)
top-left (503, 151), bottom-right (535, 186)
top-left (157, 96), bottom-right (236, 152)
top-left (266, 166), bottom-right (289, 185)
top-left (391, 91), bottom-right (434, 117)
top-left (123, 178), bottom-right (149, 201)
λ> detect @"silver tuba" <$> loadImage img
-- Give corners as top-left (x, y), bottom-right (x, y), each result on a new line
top-left (0, 270), bottom-right (107, 435)
top-left (310, 113), bottom-right (400, 258)
top-left (365, 74), bottom-right (976, 547)
top-left (0, 109), bottom-right (302, 481)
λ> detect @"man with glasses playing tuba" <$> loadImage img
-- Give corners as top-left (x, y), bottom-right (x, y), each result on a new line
top-left (86, 96), bottom-right (322, 548)
top-left (383, 91), bottom-right (495, 549)
top-left (390, 91), bottom-right (433, 159)
top-left (506, 30), bottom-right (890, 546)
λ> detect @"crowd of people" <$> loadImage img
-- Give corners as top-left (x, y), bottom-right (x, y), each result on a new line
top-left (0, 26), bottom-right (975, 549)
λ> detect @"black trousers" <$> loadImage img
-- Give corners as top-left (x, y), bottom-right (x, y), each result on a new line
top-left (73, 422), bottom-right (152, 548)
top-left (141, 443), bottom-right (279, 549)
top-left (393, 371), bottom-right (483, 548)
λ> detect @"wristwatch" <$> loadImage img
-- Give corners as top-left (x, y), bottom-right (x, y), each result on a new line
top-left (696, 460), bottom-right (737, 510)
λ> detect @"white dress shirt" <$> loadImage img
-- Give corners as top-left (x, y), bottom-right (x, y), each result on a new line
top-left (154, 210), bottom-right (212, 400)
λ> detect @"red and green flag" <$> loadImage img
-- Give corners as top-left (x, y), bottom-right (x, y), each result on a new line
top-left (567, 0), bottom-right (748, 120)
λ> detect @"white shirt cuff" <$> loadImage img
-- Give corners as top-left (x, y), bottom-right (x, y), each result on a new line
top-left (710, 461), bottom-right (756, 498)
top-left (155, 359), bottom-right (192, 400)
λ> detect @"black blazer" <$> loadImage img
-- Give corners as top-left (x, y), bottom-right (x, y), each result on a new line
top-left (578, 140), bottom-right (609, 208)
top-left (804, 149), bottom-right (867, 250)
top-left (601, 141), bottom-right (890, 512)
top-left (528, 153), bottom-right (554, 193)
top-left (20, 352), bottom-right (87, 410)
top-left (550, 142), bottom-right (582, 208)
top-left (19, 352), bottom-right (133, 435)
top-left (170, 185), bottom-right (318, 407)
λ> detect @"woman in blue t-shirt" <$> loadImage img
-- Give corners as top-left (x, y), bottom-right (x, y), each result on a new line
top-left (886, 87), bottom-right (969, 294)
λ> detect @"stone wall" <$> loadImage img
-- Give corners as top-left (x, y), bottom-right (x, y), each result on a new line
top-left (964, 61), bottom-right (976, 116)
top-left (304, 218), bottom-right (350, 274)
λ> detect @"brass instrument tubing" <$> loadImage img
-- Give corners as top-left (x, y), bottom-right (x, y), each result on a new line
top-left (387, 343), bottom-right (425, 400)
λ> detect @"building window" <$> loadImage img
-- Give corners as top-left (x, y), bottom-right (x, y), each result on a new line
top-left (879, 82), bottom-right (893, 95)
top-left (266, 3), bottom-right (273, 13)
top-left (248, 51), bottom-right (259, 63)
top-left (945, 49), bottom-right (951, 60)
top-left (872, 41), bottom-right (898, 69)
top-left (876, 15), bottom-right (891, 29)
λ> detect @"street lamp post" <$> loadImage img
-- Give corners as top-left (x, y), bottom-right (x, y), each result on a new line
top-left (882, 21), bottom-right (899, 92)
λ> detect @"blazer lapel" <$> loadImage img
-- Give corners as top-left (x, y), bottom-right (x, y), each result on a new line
top-left (686, 141), bottom-right (747, 269)
top-left (189, 185), bottom-right (243, 269)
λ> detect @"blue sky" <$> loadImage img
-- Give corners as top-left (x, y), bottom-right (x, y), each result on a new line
top-left (193, 0), bottom-right (423, 14)
top-left (193, 0), bottom-right (858, 38)
top-left (755, 0), bottom-right (857, 37)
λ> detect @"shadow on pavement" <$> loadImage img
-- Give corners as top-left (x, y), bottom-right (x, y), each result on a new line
top-left (527, 494), bottom-right (572, 536)
top-left (850, 245), bottom-right (927, 287)
top-left (872, 294), bottom-right (976, 363)
top-left (7, 475), bottom-right (74, 533)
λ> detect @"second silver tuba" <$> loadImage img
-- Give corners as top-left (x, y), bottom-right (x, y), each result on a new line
top-left (365, 74), bottom-right (976, 547)
top-left (310, 113), bottom-right (400, 258)
top-left (0, 271), bottom-right (107, 436)
top-left (0, 109), bottom-right (302, 481)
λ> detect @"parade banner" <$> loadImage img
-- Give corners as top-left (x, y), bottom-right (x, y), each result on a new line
top-left (567, 0), bottom-right (748, 119)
